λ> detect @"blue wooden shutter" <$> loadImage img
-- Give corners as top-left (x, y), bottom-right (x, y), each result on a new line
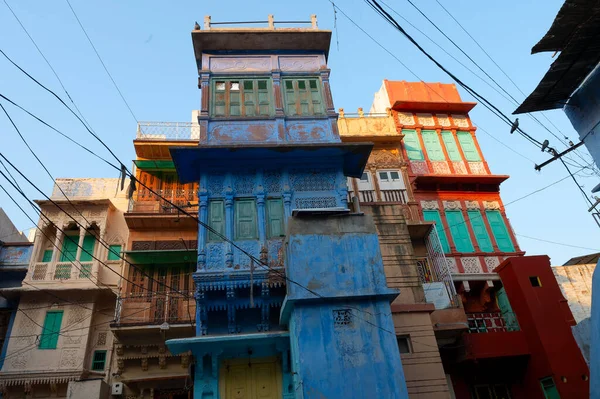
top-left (422, 210), bottom-right (450, 253)
top-left (403, 130), bottom-right (424, 161)
top-left (445, 210), bottom-right (474, 253)
top-left (60, 236), bottom-right (78, 262)
top-left (421, 130), bottom-right (445, 161)
top-left (79, 235), bottom-right (96, 262)
top-left (39, 311), bottom-right (63, 349)
top-left (486, 210), bottom-right (515, 252)
top-left (457, 131), bottom-right (481, 161)
top-left (468, 210), bottom-right (493, 252)
top-left (267, 199), bottom-right (285, 238)
top-left (235, 200), bottom-right (257, 240)
top-left (441, 131), bottom-right (462, 161)
top-left (208, 200), bottom-right (225, 241)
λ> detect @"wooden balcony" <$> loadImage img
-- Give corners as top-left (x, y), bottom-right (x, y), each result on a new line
top-left (348, 189), bottom-right (408, 204)
top-left (125, 188), bottom-right (199, 230)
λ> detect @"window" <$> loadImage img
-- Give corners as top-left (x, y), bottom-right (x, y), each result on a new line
top-left (39, 310), bottom-right (63, 349)
top-left (91, 350), bottom-right (107, 371)
top-left (530, 276), bottom-right (542, 287)
top-left (79, 235), bottom-right (96, 262)
top-left (266, 198), bottom-right (285, 238)
top-left (441, 131), bottom-right (462, 161)
top-left (397, 335), bottom-right (412, 354)
top-left (208, 200), bottom-right (225, 241)
top-left (107, 245), bottom-right (122, 261)
top-left (42, 249), bottom-right (53, 263)
top-left (421, 130), bottom-right (445, 161)
top-left (235, 199), bottom-right (257, 240)
top-left (60, 236), bottom-right (78, 262)
top-left (283, 78), bottom-right (324, 116)
top-left (422, 210), bottom-right (450, 254)
top-left (402, 130), bottom-right (424, 161)
top-left (473, 384), bottom-right (512, 399)
top-left (485, 210), bottom-right (515, 252)
top-left (540, 377), bottom-right (560, 399)
top-left (446, 210), bottom-right (474, 253)
top-left (356, 172), bottom-right (373, 191)
top-left (468, 210), bottom-right (494, 252)
top-left (212, 78), bottom-right (272, 117)
top-left (377, 170), bottom-right (405, 190)
top-left (456, 131), bottom-right (481, 161)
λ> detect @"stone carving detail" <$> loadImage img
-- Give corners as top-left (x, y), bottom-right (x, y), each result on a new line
top-left (16, 310), bottom-right (39, 346)
top-left (369, 150), bottom-right (400, 166)
top-left (132, 241), bottom-right (154, 251)
top-left (10, 351), bottom-right (30, 369)
top-left (233, 173), bottom-right (255, 195)
top-left (484, 257), bottom-right (500, 272)
top-left (443, 200), bottom-right (462, 210)
top-left (59, 349), bottom-right (79, 369)
top-left (141, 358), bottom-right (148, 371)
top-left (431, 161), bottom-right (451, 174)
top-left (417, 113), bottom-right (435, 126)
top-left (207, 174), bottom-right (224, 196)
top-left (295, 197), bottom-right (337, 209)
top-left (279, 56), bottom-right (320, 71)
top-left (446, 258), bottom-right (459, 274)
top-left (420, 200), bottom-right (439, 210)
top-left (206, 243), bottom-right (224, 270)
top-left (264, 171), bottom-right (282, 193)
top-left (289, 169), bottom-right (336, 192)
top-left (465, 201), bottom-right (480, 210)
top-left (451, 114), bottom-right (470, 127)
top-left (181, 352), bottom-right (191, 368)
top-left (96, 332), bottom-right (108, 346)
top-left (210, 57), bottom-right (271, 72)
top-left (461, 257), bottom-right (483, 274)
top-left (452, 161), bottom-right (468, 174)
top-left (468, 162), bottom-right (487, 175)
top-left (267, 239), bottom-right (284, 267)
top-left (233, 241), bottom-right (259, 270)
top-left (482, 201), bottom-right (501, 210)
top-left (410, 161), bottom-right (429, 174)
top-left (67, 307), bottom-right (88, 326)
top-left (397, 112), bottom-right (415, 125)
top-left (63, 333), bottom-right (82, 345)
top-left (332, 309), bottom-right (353, 327)
top-left (437, 114), bottom-right (451, 126)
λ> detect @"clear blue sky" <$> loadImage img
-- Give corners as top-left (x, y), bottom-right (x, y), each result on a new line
top-left (1, 0), bottom-right (598, 264)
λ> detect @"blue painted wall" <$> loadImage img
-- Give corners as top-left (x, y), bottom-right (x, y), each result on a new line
top-left (590, 259), bottom-right (600, 398)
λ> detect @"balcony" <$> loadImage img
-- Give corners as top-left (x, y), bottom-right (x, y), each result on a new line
top-left (467, 312), bottom-right (519, 333)
top-left (125, 188), bottom-right (199, 229)
top-left (462, 312), bottom-right (529, 361)
top-left (25, 260), bottom-right (114, 289)
top-left (337, 108), bottom-right (400, 141)
top-left (348, 189), bottom-right (408, 204)
top-left (137, 122), bottom-right (199, 141)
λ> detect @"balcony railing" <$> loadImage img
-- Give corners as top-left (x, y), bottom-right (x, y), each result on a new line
top-left (467, 312), bottom-right (519, 333)
top-left (29, 261), bottom-right (97, 283)
top-left (136, 122), bottom-right (200, 141)
top-left (115, 293), bottom-right (195, 326)
top-left (348, 189), bottom-right (407, 204)
top-left (128, 189), bottom-right (198, 214)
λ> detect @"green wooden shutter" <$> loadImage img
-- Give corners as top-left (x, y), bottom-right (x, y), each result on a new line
top-left (457, 131), bottom-right (481, 161)
top-left (309, 79), bottom-right (323, 115)
top-left (267, 199), bottom-right (285, 238)
top-left (403, 130), bottom-right (424, 161)
top-left (445, 210), bottom-right (474, 253)
top-left (421, 130), bottom-right (445, 161)
top-left (39, 311), bottom-right (63, 349)
top-left (486, 210), bottom-right (515, 252)
top-left (229, 81), bottom-right (241, 116)
top-left (468, 210), bottom-right (493, 252)
top-left (235, 200), bottom-right (257, 240)
top-left (257, 80), bottom-right (270, 116)
top-left (243, 80), bottom-right (256, 116)
top-left (284, 80), bottom-right (297, 116)
top-left (60, 236), bottom-right (78, 262)
top-left (496, 287), bottom-right (519, 331)
top-left (79, 235), bottom-right (96, 262)
top-left (422, 210), bottom-right (450, 254)
top-left (441, 131), bottom-right (462, 161)
top-left (42, 250), bottom-right (53, 263)
top-left (213, 81), bottom-right (226, 116)
top-left (208, 200), bottom-right (225, 241)
top-left (108, 245), bottom-right (122, 261)
top-left (91, 350), bottom-right (107, 371)
top-left (540, 377), bottom-right (561, 399)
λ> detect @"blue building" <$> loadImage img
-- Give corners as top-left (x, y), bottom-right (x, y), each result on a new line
top-left (165, 15), bottom-right (409, 399)
top-left (0, 208), bottom-right (32, 371)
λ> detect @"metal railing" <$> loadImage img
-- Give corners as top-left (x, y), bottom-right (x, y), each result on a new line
top-left (467, 312), bottom-right (518, 333)
top-left (115, 293), bottom-right (195, 325)
top-left (136, 122), bottom-right (200, 141)
top-left (424, 227), bottom-right (460, 308)
top-left (128, 188), bottom-right (198, 214)
top-left (30, 261), bottom-right (96, 282)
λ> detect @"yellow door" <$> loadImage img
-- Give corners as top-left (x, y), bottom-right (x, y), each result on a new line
top-left (220, 357), bottom-right (282, 399)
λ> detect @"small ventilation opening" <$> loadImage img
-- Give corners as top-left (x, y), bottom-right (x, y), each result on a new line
top-left (529, 276), bottom-right (541, 287)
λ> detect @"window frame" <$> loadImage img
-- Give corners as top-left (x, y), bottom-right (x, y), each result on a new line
top-left (107, 245), bottom-right (122, 261)
top-left (377, 169), bottom-right (405, 191)
top-left (208, 200), bottom-right (225, 242)
top-left (211, 77), bottom-right (273, 118)
top-left (402, 129), bottom-right (425, 161)
top-left (397, 335), bottom-right (412, 354)
top-left (41, 249), bottom-right (53, 263)
top-left (445, 210), bottom-right (475, 253)
top-left (282, 77), bottom-right (325, 116)
top-left (91, 349), bottom-right (107, 371)
top-left (234, 199), bottom-right (258, 240)
top-left (266, 198), bottom-right (285, 239)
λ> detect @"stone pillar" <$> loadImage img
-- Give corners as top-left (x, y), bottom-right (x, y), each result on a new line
top-left (74, 227), bottom-right (86, 262)
top-left (51, 228), bottom-right (64, 263)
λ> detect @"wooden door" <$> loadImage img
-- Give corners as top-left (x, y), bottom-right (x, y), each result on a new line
top-left (220, 357), bottom-right (281, 399)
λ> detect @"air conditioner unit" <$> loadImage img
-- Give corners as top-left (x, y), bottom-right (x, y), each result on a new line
top-left (112, 382), bottom-right (123, 396)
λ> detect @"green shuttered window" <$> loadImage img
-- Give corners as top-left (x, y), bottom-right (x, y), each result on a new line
top-left (208, 200), bottom-right (225, 241)
top-left (212, 79), bottom-right (272, 117)
top-left (403, 130), bottom-right (424, 161)
top-left (235, 199), bottom-right (258, 240)
top-left (266, 199), bottom-right (285, 238)
top-left (39, 310), bottom-right (63, 349)
top-left (283, 78), bottom-right (324, 116)
top-left (468, 210), bottom-right (493, 252)
top-left (421, 130), bottom-right (445, 161)
top-left (91, 350), bottom-right (107, 371)
top-left (457, 131), bottom-right (481, 161)
top-left (446, 210), bottom-right (474, 253)
top-left (79, 235), bottom-right (96, 262)
top-left (422, 210), bottom-right (450, 254)
top-left (441, 131), bottom-right (462, 161)
top-left (59, 235), bottom-right (78, 262)
top-left (108, 245), bottom-right (122, 261)
top-left (486, 210), bottom-right (515, 252)
top-left (42, 249), bottom-right (53, 263)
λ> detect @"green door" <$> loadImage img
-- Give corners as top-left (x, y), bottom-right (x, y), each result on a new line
top-left (59, 236), bottom-right (78, 262)
top-left (39, 311), bottom-right (63, 349)
top-left (496, 287), bottom-right (519, 331)
top-left (79, 235), bottom-right (96, 261)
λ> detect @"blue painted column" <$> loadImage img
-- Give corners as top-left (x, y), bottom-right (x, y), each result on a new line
top-left (225, 189), bottom-right (234, 268)
top-left (591, 259), bottom-right (600, 397)
top-left (256, 191), bottom-right (266, 242)
top-left (0, 304), bottom-right (18, 371)
top-left (197, 188), bottom-right (208, 271)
